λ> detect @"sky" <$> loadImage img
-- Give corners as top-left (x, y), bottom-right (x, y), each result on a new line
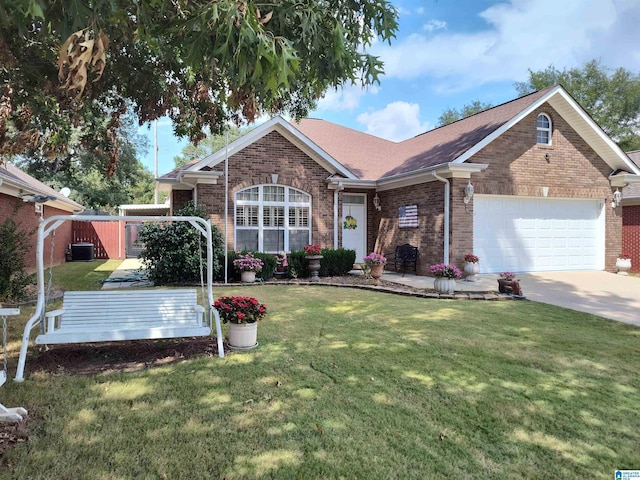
top-left (137, 0), bottom-right (640, 177)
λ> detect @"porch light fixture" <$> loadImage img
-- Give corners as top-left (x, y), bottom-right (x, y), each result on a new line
top-left (463, 181), bottom-right (474, 204)
top-left (373, 193), bottom-right (381, 211)
top-left (612, 188), bottom-right (622, 208)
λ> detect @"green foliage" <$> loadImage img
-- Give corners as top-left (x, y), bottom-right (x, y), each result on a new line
top-left (253, 252), bottom-right (277, 281)
top-left (286, 250), bottom-right (308, 279)
top-left (16, 109), bottom-right (155, 211)
top-left (138, 202), bottom-right (223, 285)
top-left (173, 126), bottom-right (251, 168)
top-left (0, 0), bottom-right (399, 168)
top-left (514, 59), bottom-right (640, 148)
top-left (0, 216), bottom-right (35, 302)
top-left (437, 100), bottom-right (493, 126)
top-left (319, 248), bottom-right (356, 276)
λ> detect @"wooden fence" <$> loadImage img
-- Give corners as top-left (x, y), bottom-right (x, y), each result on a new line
top-left (72, 220), bottom-right (121, 259)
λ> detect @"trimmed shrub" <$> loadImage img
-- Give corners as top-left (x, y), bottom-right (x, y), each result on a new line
top-left (138, 201), bottom-right (224, 285)
top-left (286, 250), bottom-right (308, 279)
top-left (319, 248), bottom-right (356, 276)
top-left (0, 217), bottom-right (35, 302)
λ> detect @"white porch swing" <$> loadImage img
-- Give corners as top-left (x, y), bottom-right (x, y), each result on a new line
top-left (14, 215), bottom-right (224, 382)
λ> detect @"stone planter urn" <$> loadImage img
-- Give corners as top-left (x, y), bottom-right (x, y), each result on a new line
top-left (369, 263), bottom-right (385, 285)
top-left (306, 255), bottom-right (323, 282)
top-left (240, 270), bottom-right (257, 283)
top-left (228, 322), bottom-right (258, 350)
top-left (616, 257), bottom-right (632, 275)
top-left (433, 277), bottom-right (456, 294)
top-left (463, 261), bottom-right (480, 282)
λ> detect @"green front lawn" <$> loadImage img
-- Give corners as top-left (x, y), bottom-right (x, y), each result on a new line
top-left (1, 263), bottom-right (638, 478)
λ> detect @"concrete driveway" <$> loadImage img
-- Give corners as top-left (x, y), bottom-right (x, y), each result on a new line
top-left (516, 271), bottom-right (640, 327)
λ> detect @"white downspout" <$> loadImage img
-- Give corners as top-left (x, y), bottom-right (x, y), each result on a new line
top-left (432, 171), bottom-right (450, 265)
top-left (333, 182), bottom-right (343, 248)
top-left (178, 173), bottom-right (198, 206)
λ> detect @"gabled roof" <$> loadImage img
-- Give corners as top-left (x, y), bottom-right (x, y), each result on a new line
top-left (296, 85), bottom-right (640, 180)
top-left (0, 161), bottom-right (84, 212)
top-left (158, 85), bottom-right (639, 186)
top-left (184, 116), bottom-right (358, 180)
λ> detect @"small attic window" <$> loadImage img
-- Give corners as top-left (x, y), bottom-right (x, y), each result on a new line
top-left (536, 113), bottom-right (552, 145)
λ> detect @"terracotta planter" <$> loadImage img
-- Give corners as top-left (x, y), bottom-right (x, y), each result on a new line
top-left (434, 277), bottom-right (456, 294)
top-left (306, 255), bottom-right (323, 282)
top-left (463, 261), bottom-right (480, 282)
top-left (369, 263), bottom-right (385, 285)
top-left (228, 322), bottom-right (258, 349)
top-left (616, 258), bottom-right (631, 275)
top-left (240, 270), bottom-right (256, 283)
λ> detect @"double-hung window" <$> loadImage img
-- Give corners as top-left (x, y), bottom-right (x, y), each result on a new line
top-left (235, 185), bottom-right (311, 252)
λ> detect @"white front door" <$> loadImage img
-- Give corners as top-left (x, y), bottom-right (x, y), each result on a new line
top-left (474, 195), bottom-right (605, 273)
top-left (342, 194), bottom-right (367, 263)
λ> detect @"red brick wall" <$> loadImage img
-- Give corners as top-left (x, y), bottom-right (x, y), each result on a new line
top-left (196, 131), bottom-right (335, 250)
top-left (467, 104), bottom-right (619, 271)
top-left (0, 193), bottom-right (73, 270)
top-left (371, 103), bottom-right (620, 274)
top-left (623, 205), bottom-right (640, 273)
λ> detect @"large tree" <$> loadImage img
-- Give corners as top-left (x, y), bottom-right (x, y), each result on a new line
top-left (437, 100), bottom-right (493, 127)
top-left (0, 1), bottom-right (398, 174)
top-left (515, 60), bottom-right (640, 151)
top-left (16, 110), bottom-right (158, 210)
top-left (173, 125), bottom-right (250, 168)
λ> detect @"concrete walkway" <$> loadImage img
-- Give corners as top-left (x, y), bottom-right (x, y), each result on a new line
top-left (102, 258), bottom-right (151, 289)
top-left (385, 270), bottom-right (640, 327)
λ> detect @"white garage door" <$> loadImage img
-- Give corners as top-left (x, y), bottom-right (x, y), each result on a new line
top-left (473, 196), bottom-right (604, 273)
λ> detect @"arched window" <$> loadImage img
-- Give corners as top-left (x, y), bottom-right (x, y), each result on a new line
top-left (536, 113), bottom-right (552, 145)
top-left (235, 185), bottom-right (311, 252)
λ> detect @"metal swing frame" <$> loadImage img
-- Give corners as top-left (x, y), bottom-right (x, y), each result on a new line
top-left (1, 308), bottom-right (27, 421)
top-left (15, 215), bottom-right (224, 382)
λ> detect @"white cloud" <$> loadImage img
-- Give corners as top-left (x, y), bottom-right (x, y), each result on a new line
top-left (357, 101), bottom-right (430, 141)
top-left (416, 7), bottom-right (425, 15)
top-left (423, 19), bottom-right (446, 32)
top-left (316, 84), bottom-right (380, 112)
top-left (374, 0), bottom-right (640, 90)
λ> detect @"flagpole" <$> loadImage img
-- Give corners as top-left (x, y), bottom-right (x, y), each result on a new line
top-left (224, 128), bottom-right (229, 284)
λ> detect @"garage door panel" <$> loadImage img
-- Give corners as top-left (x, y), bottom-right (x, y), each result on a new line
top-left (474, 196), bottom-right (604, 273)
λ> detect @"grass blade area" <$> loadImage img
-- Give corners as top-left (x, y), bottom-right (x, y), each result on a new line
top-left (1, 281), bottom-right (639, 479)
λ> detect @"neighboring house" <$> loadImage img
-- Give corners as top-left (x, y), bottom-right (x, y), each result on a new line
top-left (158, 85), bottom-right (640, 275)
top-left (622, 151), bottom-right (640, 273)
top-left (0, 161), bottom-right (84, 269)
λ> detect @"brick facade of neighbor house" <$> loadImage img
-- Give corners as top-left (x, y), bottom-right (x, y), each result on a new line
top-left (467, 105), bottom-right (621, 272)
top-left (622, 205), bottom-right (640, 273)
top-left (0, 193), bottom-right (73, 270)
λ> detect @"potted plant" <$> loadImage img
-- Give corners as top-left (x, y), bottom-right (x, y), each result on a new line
top-left (463, 253), bottom-right (480, 282)
top-left (429, 263), bottom-right (462, 294)
top-left (214, 295), bottom-right (267, 349)
top-left (233, 252), bottom-right (264, 283)
top-left (363, 252), bottom-right (387, 285)
top-left (616, 253), bottom-right (632, 275)
top-left (304, 244), bottom-right (323, 281)
top-left (497, 272), bottom-right (518, 293)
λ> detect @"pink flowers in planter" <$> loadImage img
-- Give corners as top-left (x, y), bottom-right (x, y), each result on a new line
top-left (499, 272), bottom-right (516, 281)
top-left (429, 264), bottom-right (462, 279)
top-left (363, 252), bottom-right (387, 265)
top-left (233, 252), bottom-right (264, 272)
top-left (464, 253), bottom-right (479, 263)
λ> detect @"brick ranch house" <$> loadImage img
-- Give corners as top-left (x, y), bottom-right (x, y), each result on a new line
top-left (0, 161), bottom-right (84, 269)
top-left (622, 151), bottom-right (640, 273)
top-left (158, 85), bottom-right (640, 275)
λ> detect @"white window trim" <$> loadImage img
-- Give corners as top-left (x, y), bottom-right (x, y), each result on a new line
top-left (235, 184), bottom-right (312, 252)
top-left (536, 113), bottom-right (552, 145)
